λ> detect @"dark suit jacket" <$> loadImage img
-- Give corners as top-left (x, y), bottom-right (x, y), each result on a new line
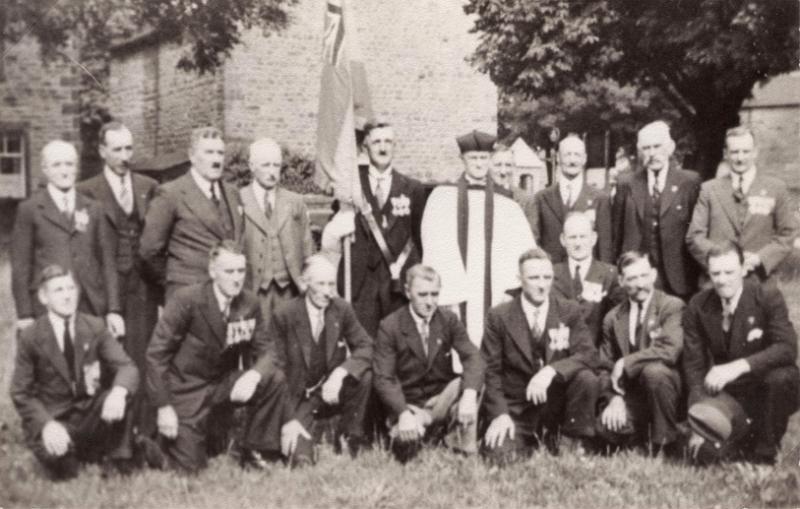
top-left (271, 296), bottom-right (373, 424)
top-left (11, 189), bottom-right (120, 318)
top-left (683, 281), bottom-right (798, 406)
top-left (241, 184), bottom-right (314, 291)
top-left (552, 259), bottom-right (623, 345)
top-left (373, 306), bottom-right (485, 418)
top-left (613, 165), bottom-right (701, 295)
top-left (530, 182), bottom-right (614, 263)
top-left (10, 313), bottom-right (139, 440)
top-left (145, 282), bottom-right (277, 419)
top-left (481, 294), bottom-right (598, 420)
top-left (139, 173), bottom-right (244, 288)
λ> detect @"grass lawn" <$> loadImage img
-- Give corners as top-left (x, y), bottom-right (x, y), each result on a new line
top-left (0, 247), bottom-right (798, 508)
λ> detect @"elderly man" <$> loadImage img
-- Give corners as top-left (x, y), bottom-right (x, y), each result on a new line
top-left (683, 241), bottom-right (799, 465)
top-left (11, 140), bottom-right (122, 336)
top-left (240, 138), bottom-right (314, 328)
top-left (273, 255), bottom-right (374, 467)
top-left (146, 241), bottom-right (288, 472)
top-left (422, 131), bottom-right (536, 347)
top-left (373, 264), bottom-right (484, 463)
top-left (687, 126), bottom-right (800, 286)
top-left (530, 135), bottom-right (614, 264)
top-left (481, 248), bottom-right (599, 464)
top-left (613, 121), bottom-right (701, 300)
top-left (140, 126), bottom-right (244, 299)
top-left (10, 265), bottom-right (138, 480)
top-left (78, 121), bottom-right (160, 437)
top-left (596, 252), bottom-right (684, 455)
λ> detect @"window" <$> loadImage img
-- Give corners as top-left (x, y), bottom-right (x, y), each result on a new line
top-left (0, 131), bottom-right (25, 175)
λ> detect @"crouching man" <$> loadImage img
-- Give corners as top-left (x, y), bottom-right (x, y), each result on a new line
top-left (145, 240), bottom-right (289, 473)
top-left (374, 264), bottom-right (485, 463)
top-left (684, 241), bottom-right (800, 465)
top-left (10, 265), bottom-right (138, 480)
top-left (481, 248), bottom-right (600, 464)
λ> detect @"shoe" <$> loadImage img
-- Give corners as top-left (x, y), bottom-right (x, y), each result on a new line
top-left (239, 449), bottom-right (270, 471)
top-left (101, 458), bottom-right (135, 478)
top-left (135, 435), bottom-right (167, 470)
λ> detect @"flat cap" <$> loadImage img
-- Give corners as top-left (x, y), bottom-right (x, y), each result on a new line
top-left (457, 130), bottom-right (496, 154)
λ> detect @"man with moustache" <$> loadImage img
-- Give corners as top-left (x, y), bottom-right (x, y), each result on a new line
top-left (481, 248), bottom-right (599, 464)
top-left (240, 138), bottom-right (314, 328)
top-left (687, 126), bottom-right (799, 286)
top-left (11, 140), bottom-right (122, 337)
top-left (321, 121), bottom-right (427, 338)
top-left (596, 252), bottom-right (685, 454)
top-left (529, 135), bottom-right (614, 264)
top-left (613, 121), bottom-right (701, 300)
top-left (551, 212), bottom-right (622, 345)
top-left (78, 121), bottom-right (160, 437)
top-left (273, 255), bottom-right (373, 467)
top-left (373, 264), bottom-right (484, 463)
top-left (684, 241), bottom-right (799, 465)
top-left (140, 126), bottom-right (243, 300)
top-left (421, 131), bottom-right (536, 347)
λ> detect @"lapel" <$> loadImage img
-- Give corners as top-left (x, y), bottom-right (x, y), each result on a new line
top-left (38, 190), bottom-right (74, 234)
top-left (37, 317), bottom-right (72, 384)
top-left (584, 259), bottom-right (604, 285)
top-left (179, 174), bottom-right (226, 238)
top-left (400, 307), bottom-right (428, 363)
top-left (94, 174), bottom-right (121, 228)
top-left (73, 314), bottom-right (92, 376)
top-left (241, 184), bottom-right (271, 235)
top-left (542, 296), bottom-right (562, 364)
top-left (728, 284), bottom-right (755, 358)
top-left (292, 298), bottom-right (314, 368)
top-left (507, 297), bottom-right (535, 366)
top-left (613, 299), bottom-right (632, 357)
top-left (640, 291), bottom-right (660, 348)
top-left (741, 173), bottom-right (769, 230)
top-left (221, 181), bottom-right (243, 235)
top-left (658, 167), bottom-right (680, 217)
top-left (323, 303), bottom-right (342, 365)
top-left (701, 291), bottom-right (728, 357)
top-left (199, 283), bottom-right (227, 348)
top-left (131, 173), bottom-right (150, 222)
top-left (274, 187), bottom-right (292, 233)
top-left (359, 166), bottom-right (390, 229)
top-left (383, 173), bottom-right (405, 233)
top-left (573, 181), bottom-right (594, 211)
top-left (552, 263), bottom-right (575, 299)
top-left (715, 176), bottom-right (743, 234)
top-left (425, 309), bottom-right (445, 367)
top-left (543, 185), bottom-right (566, 223)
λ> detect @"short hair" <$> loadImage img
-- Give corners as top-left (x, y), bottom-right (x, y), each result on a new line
top-left (98, 121), bottom-right (130, 146)
top-left (301, 254), bottom-right (336, 278)
top-left (637, 120), bottom-right (672, 144)
top-left (518, 248), bottom-right (551, 268)
top-left (492, 142), bottom-right (512, 154)
top-left (405, 264), bottom-right (441, 287)
top-left (362, 120), bottom-right (392, 138)
top-left (562, 211), bottom-right (594, 232)
top-left (41, 140), bottom-right (77, 168)
top-left (190, 126), bottom-right (223, 153)
top-left (558, 134), bottom-right (585, 152)
top-left (248, 138), bottom-right (282, 160)
top-left (616, 251), bottom-right (651, 275)
top-left (706, 240), bottom-right (744, 266)
top-left (37, 264), bottom-right (74, 290)
top-left (208, 240), bottom-right (244, 263)
top-left (724, 126), bottom-right (756, 145)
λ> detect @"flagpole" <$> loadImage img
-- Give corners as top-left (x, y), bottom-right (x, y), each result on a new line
top-left (343, 232), bottom-right (353, 302)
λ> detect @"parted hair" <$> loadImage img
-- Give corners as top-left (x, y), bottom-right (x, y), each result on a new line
top-left (405, 264), bottom-right (440, 287)
top-left (190, 126), bottom-right (223, 153)
top-left (725, 125), bottom-right (756, 144)
top-left (208, 240), bottom-right (244, 262)
top-left (518, 248), bottom-right (551, 268)
top-left (706, 240), bottom-right (745, 265)
top-left (98, 121), bottom-right (129, 146)
top-left (37, 264), bottom-right (74, 290)
top-left (616, 251), bottom-right (651, 275)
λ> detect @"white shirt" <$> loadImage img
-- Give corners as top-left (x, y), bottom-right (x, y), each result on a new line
top-left (567, 257), bottom-right (590, 286)
top-left (647, 169), bottom-right (666, 195)
top-left (103, 167), bottom-right (133, 208)
top-left (368, 165), bottom-right (393, 198)
top-left (731, 167), bottom-right (756, 195)
top-left (722, 286), bottom-right (743, 316)
top-left (212, 284), bottom-right (232, 317)
top-left (47, 184), bottom-right (76, 215)
top-left (559, 176), bottom-right (583, 206)
top-left (48, 312), bottom-right (76, 352)
top-left (251, 182), bottom-right (276, 215)
top-left (190, 168), bottom-right (220, 201)
top-left (628, 292), bottom-right (654, 346)
top-left (409, 305), bottom-right (432, 352)
top-left (305, 297), bottom-right (327, 340)
top-left (521, 294), bottom-right (549, 336)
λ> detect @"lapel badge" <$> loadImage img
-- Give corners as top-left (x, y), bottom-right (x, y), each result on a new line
top-left (748, 316), bottom-right (755, 325)
top-left (83, 342), bottom-right (90, 351)
top-left (587, 200), bottom-right (593, 206)
top-left (436, 338), bottom-right (442, 345)
top-left (648, 319), bottom-right (655, 328)
top-left (237, 205), bottom-right (244, 216)
top-left (390, 194), bottom-right (411, 217)
top-left (676, 205), bottom-right (682, 210)
top-left (671, 185), bottom-right (678, 192)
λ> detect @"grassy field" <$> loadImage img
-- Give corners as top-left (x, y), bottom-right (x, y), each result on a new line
top-left (0, 247), bottom-right (799, 508)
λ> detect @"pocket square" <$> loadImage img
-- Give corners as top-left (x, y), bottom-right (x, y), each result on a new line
top-left (83, 361), bottom-right (101, 396)
top-left (746, 328), bottom-right (763, 343)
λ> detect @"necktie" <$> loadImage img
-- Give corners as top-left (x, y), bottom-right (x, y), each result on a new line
top-left (530, 306), bottom-right (542, 340)
top-left (62, 193), bottom-right (72, 219)
top-left (119, 174), bottom-right (133, 214)
top-left (374, 177), bottom-right (387, 209)
top-left (263, 192), bottom-right (273, 219)
top-left (63, 317), bottom-right (76, 382)
top-left (420, 320), bottom-right (430, 357)
top-left (733, 175), bottom-right (745, 203)
top-left (573, 264), bottom-right (583, 298)
top-left (210, 182), bottom-right (220, 207)
top-left (722, 298), bottom-right (732, 333)
top-left (633, 304), bottom-right (645, 346)
top-left (651, 171), bottom-right (661, 201)
top-left (313, 309), bottom-right (325, 343)
top-left (221, 299), bottom-right (230, 322)
top-left (565, 183), bottom-right (573, 208)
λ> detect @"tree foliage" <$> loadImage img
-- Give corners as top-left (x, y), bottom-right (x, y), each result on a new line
top-left (465, 0), bottom-right (799, 176)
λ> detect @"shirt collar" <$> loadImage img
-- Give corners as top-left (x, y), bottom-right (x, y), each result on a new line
top-left (647, 167), bottom-right (667, 189)
top-left (212, 284), bottom-right (232, 314)
top-left (559, 175), bottom-right (583, 199)
top-left (408, 305), bottom-right (431, 328)
top-left (520, 293), bottom-right (549, 329)
top-left (723, 285), bottom-right (744, 313)
top-left (190, 167), bottom-right (217, 199)
top-left (47, 184), bottom-right (75, 209)
top-left (252, 182), bottom-right (275, 207)
top-left (103, 166), bottom-right (131, 185)
top-left (368, 165), bottom-right (393, 181)
top-left (731, 167), bottom-right (756, 193)
top-left (305, 295), bottom-right (327, 319)
top-left (47, 312), bottom-right (75, 347)
top-left (568, 257), bottom-right (591, 280)
top-left (630, 290), bottom-right (654, 317)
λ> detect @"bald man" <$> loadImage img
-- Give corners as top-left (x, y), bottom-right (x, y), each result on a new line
top-left (613, 121), bottom-right (701, 300)
top-left (529, 136), bottom-right (614, 264)
top-left (240, 138), bottom-right (314, 328)
top-left (12, 140), bottom-right (122, 336)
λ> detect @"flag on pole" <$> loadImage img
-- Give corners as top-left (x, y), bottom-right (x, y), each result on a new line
top-left (315, 0), bottom-right (373, 206)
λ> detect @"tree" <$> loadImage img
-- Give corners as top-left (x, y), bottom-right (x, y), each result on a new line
top-left (464, 0), bottom-right (799, 177)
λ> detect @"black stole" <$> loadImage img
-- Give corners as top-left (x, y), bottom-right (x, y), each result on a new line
top-left (456, 176), bottom-right (495, 326)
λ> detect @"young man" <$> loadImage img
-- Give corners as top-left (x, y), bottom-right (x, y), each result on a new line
top-left (373, 264), bottom-right (484, 463)
top-left (10, 265), bottom-right (138, 480)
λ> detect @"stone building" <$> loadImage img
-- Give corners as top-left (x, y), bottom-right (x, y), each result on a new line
top-left (108, 0), bottom-right (498, 184)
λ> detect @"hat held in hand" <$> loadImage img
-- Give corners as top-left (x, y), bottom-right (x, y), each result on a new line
top-left (688, 392), bottom-right (751, 445)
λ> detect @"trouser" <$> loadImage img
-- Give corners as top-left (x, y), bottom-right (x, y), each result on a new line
top-left (257, 280), bottom-right (299, 331)
top-left (482, 369), bottom-right (599, 465)
top-left (29, 390), bottom-right (133, 480)
top-left (598, 362), bottom-right (682, 447)
top-left (165, 369), bottom-right (288, 473)
top-left (352, 266), bottom-right (406, 339)
top-left (288, 372), bottom-right (373, 467)
top-left (388, 378), bottom-right (478, 463)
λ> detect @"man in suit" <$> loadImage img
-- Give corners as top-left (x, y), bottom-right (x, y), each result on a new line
top-left (530, 135), bottom-right (614, 264)
top-left (551, 212), bottom-right (622, 345)
top-left (145, 241), bottom-right (289, 472)
top-left (140, 126), bottom-right (244, 300)
top-left (492, 143), bottom-right (537, 232)
top-left (481, 248), bottom-right (600, 464)
top-left (687, 126), bottom-right (800, 286)
top-left (613, 121), bottom-right (701, 300)
top-left (373, 264), bottom-right (484, 463)
top-left (241, 137), bottom-right (314, 328)
top-left (684, 241), bottom-right (799, 465)
top-left (10, 265), bottom-right (138, 480)
top-left (321, 121), bottom-right (427, 338)
top-left (274, 255), bottom-right (373, 467)
top-left (11, 140), bottom-right (123, 337)
top-left (78, 121), bottom-right (160, 437)
top-left (596, 252), bottom-right (685, 454)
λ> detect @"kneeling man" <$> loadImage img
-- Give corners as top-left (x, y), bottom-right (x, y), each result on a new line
top-left (273, 255), bottom-right (373, 467)
top-left (11, 265), bottom-right (138, 480)
top-left (481, 248), bottom-right (600, 464)
top-left (684, 241), bottom-right (799, 465)
top-left (146, 241), bottom-right (288, 473)
top-left (374, 264), bottom-right (485, 463)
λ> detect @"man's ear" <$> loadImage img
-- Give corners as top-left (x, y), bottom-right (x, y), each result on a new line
top-left (589, 231), bottom-right (598, 248)
top-left (403, 283), bottom-right (411, 300)
top-left (37, 288), bottom-right (48, 307)
top-left (559, 234), bottom-right (567, 249)
top-left (666, 138), bottom-right (677, 156)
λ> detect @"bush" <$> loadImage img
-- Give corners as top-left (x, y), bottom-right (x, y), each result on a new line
top-left (223, 143), bottom-right (324, 195)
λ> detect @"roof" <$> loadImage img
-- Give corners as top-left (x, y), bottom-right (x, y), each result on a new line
top-left (742, 72), bottom-right (800, 108)
top-left (511, 138), bottom-right (545, 169)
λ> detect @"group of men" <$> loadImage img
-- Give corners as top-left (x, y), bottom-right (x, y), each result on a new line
top-left (8, 116), bottom-right (800, 480)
